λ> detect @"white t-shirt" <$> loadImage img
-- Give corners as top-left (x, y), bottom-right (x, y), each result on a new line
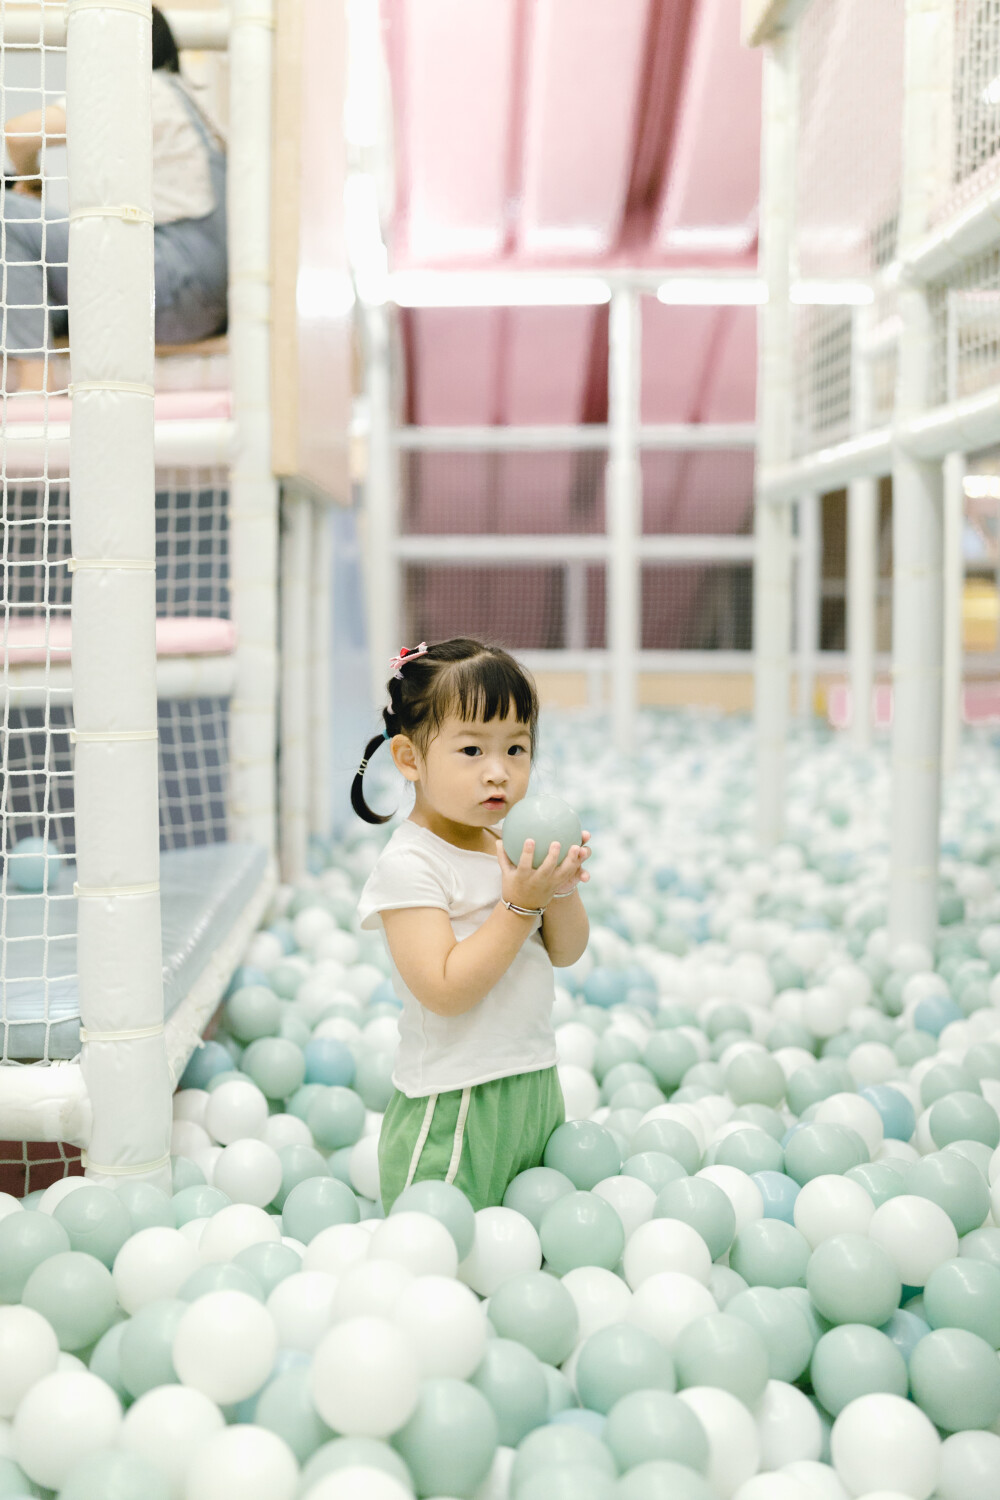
top-left (357, 821), bottom-right (557, 1099)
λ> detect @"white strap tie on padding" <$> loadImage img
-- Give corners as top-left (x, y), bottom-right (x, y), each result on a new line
top-left (74, 880), bottom-right (160, 898)
top-left (80, 1023), bottom-right (165, 1043)
top-left (68, 557), bottom-right (155, 572)
top-left (231, 12), bottom-right (276, 28)
top-left (81, 1151), bottom-right (172, 1176)
top-left (70, 380), bottom-right (155, 398)
top-left (70, 729), bottom-right (159, 744)
top-left (70, 205), bottom-right (154, 226)
top-left (68, 0), bottom-right (154, 17)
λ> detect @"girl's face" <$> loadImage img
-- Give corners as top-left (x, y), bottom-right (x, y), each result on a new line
top-left (397, 708), bottom-right (532, 831)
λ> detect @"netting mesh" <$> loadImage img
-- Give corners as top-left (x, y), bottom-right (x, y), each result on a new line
top-left (941, 0), bottom-right (1000, 224)
top-left (401, 449), bottom-right (606, 535)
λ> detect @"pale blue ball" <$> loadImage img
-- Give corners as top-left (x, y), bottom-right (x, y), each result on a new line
top-left (502, 795), bottom-right (582, 869)
top-left (8, 836), bottom-right (61, 893)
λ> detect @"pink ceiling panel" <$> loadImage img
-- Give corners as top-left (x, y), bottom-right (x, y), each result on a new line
top-left (639, 301), bottom-right (725, 424)
top-left (400, 0), bottom-right (515, 261)
top-left (655, 0), bottom-right (762, 256)
top-left (519, 0), bottom-right (650, 256)
top-left (698, 306), bottom-right (757, 421)
top-left (501, 308), bottom-right (599, 423)
top-left (408, 309), bottom-right (503, 425)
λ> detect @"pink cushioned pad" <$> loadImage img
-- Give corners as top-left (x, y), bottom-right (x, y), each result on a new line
top-left (6, 615), bottom-right (236, 665)
top-left (4, 390), bottom-right (231, 424)
top-left (828, 681), bottom-right (1000, 728)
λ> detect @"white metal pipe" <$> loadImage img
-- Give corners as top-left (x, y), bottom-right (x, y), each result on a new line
top-left (67, 0), bottom-right (170, 1190)
top-left (364, 302), bottom-right (399, 713)
top-left (0, 6), bottom-right (230, 48)
top-left (1, 417), bottom-right (234, 476)
top-left (393, 423), bottom-right (757, 452)
top-left (942, 450), bottom-right (966, 776)
top-left (4, 653), bottom-right (236, 708)
top-left (847, 479), bottom-right (879, 747)
top-left (564, 562), bottom-right (588, 652)
top-left (606, 287), bottom-right (642, 754)
top-left (309, 500), bottom-right (334, 843)
top-left (896, 178), bottom-right (1000, 284)
top-left (394, 534), bottom-right (757, 563)
top-left (796, 491), bottom-right (821, 717)
top-left (753, 30), bottom-right (797, 847)
top-left (888, 0), bottom-right (952, 951)
top-left (279, 490), bottom-right (311, 882)
top-left (759, 428), bottom-right (894, 504)
top-left (227, 0), bottom-right (277, 851)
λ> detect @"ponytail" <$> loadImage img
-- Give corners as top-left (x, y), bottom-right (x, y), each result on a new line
top-left (351, 716), bottom-right (396, 825)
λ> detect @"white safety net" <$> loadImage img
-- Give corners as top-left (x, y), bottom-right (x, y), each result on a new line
top-left (941, 0), bottom-right (1000, 225)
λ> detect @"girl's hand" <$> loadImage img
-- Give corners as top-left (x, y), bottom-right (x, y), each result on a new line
top-left (497, 832), bottom-right (591, 912)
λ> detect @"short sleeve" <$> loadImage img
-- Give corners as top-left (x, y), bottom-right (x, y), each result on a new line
top-left (357, 842), bottom-right (454, 931)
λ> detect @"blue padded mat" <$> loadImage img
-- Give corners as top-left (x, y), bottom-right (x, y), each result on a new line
top-left (1, 843), bottom-right (268, 1061)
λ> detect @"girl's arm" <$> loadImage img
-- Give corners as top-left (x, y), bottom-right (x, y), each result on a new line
top-left (5, 106), bottom-right (66, 192)
top-left (540, 888), bottom-right (590, 967)
top-left (381, 902), bottom-right (539, 1018)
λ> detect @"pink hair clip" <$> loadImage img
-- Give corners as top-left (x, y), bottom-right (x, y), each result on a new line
top-left (389, 641), bottom-right (429, 679)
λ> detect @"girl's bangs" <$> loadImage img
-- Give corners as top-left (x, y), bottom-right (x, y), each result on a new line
top-left (436, 653), bottom-right (538, 736)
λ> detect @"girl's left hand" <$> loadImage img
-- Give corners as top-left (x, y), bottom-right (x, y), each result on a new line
top-left (554, 830), bottom-right (591, 896)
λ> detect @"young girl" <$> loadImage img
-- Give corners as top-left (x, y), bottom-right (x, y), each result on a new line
top-left (353, 637), bottom-right (591, 1213)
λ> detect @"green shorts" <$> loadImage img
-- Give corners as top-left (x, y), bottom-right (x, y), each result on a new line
top-left (378, 1066), bottom-right (566, 1214)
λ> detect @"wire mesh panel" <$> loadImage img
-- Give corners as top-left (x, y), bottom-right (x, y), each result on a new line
top-left (641, 450), bottom-right (754, 536)
top-left (929, 247), bottom-right (1000, 405)
top-left (943, 0), bottom-right (1000, 224)
top-left (401, 449), bottom-right (606, 535)
top-left (641, 564), bottom-right (754, 652)
top-left (792, 0), bottom-right (905, 455)
top-left (155, 465), bottom-right (230, 617)
top-left (403, 563), bottom-right (604, 651)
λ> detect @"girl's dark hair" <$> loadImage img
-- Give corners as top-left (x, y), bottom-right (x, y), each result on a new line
top-left (351, 638), bottom-right (539, 826)
top-left (152, 7), bottom-right (181, 71)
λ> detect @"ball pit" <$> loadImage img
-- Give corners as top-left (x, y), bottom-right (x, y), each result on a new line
top-left (11, 716), bottom-right (1000, 1494)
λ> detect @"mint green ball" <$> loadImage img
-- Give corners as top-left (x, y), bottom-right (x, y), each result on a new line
top-left (21, 1250), bottom-right (117, 1351)
top-left (629, 1120), bottom-right (701, 1174)
top-left (225, 985), bottom-right (281, 1042)
top-left (726, 1287), bottom-right (815, 1382)
top-left (300, 1437), bottom-right (412, 1495)
top-left (543, 1122), bottom-right (622, 1190)
top-left (114, 1182), bottom-right (174, 1233)
top-left (729, 1219), bottom-right (810, 1289)
top-left (392, 1179), bottom-right (476, 1260)
top-left (56, 1449), bottom-right (171, 1500)
top-left (88, 1320), bottom-right (129, 1402)
top-left (845, 1162), bottom-right (906, 1208)
top-left (502, 795), bottom-right (582, 869)
top-left (575, 1323), bottom-right (676, 1414)
top-left (947, 1139), bottom-right (994, 1176)
top-left (909, 1327), bottom-right (1000, 1430)
top-left (306, 1087), bottom-right (366, 1151)
top-left (487, 1271), bottom-right (578, 1365)
top-left (960, 1227), bottom-right (1000, 1271)
top-left (806, 1234), bottom-right (901, 1326)
top-left (0, 1456), bottom-right (34, 1496)
top-left (930, 1092), bottom-right (1000, 1150)
top-left (353, 1051), bottom-right (395, 1112)
top-left (179, 1264), bottom-right (264, 1302)
top-left (281, 1176), bottom-right (359, 1242)
top-left (510, 1426), bottom-right (616, 1493)
top-left (391, 1377), bottom-right (498, 1497)
top-left (613, 1460), bottom-right (718, 1500)
top-left (673, 1312), bottom-right (769, 1406)
top-left (905, 1151), bottom-right (990, 1235)
top-left (604, 1390), bottom-right (709, 1474)
top-left (242, 1038), bottom-right (307, 1100)
top-left (469, 1337), bottom-right (549, 1446)
top-left (594, 1034), bottom-right (641, 1081)
top-left (504, 1167), bottom-right (576, 1231)
top-left (232, 1241), bottom-right (301, 1297)
top-left (809, 1324), bottom-right (908, 1415)
top-left (724, 1051), bottom-right (786, 1107)
top-left (0, 1208), bottom-right (70, 1301)
top-left (254, 1365), bottom-right (334, 1463)
top-left (713, 1127), bottom-right (784, 1176)
top-left (288, 1083), bottom-right (326, 1121)
top-left (515, 1464), bottom-right (614, 1500)
top-left (924, 1258), bottom-right (1000, 1348)
top-left (732, 1104), bottom-right (786, 1142)
top-left (784, 1123), bottom-right (867, 1186)
top-left (653, 1177), bottom-right (735, 1260)
top-left (170, 1156), bottom-right (206, 1192)
top-left (272, 1145), bottom-right (331, 1210)
top-left (542, 1364), bottom-right (576, 1419)
top-left (644, 1033), bottom-right (698, 1091)
top-left (921, 1063), bottom-right (979, 1107)
top-left (172, 1185), bottom-right (231, 1227)
top-left (539, 1191), bottom-right (625, 1275)
top-left (119, 1298), bottom-right (185, 1398)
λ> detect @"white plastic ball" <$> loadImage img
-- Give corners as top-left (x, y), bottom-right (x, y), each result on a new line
top-left (310, 1316), bottom-right (419, 1438)
top-left (457, 1207), bottom-right (542, 1296)
top-left (814, 1093), bottom-right (884, 1156)
top-left (13, 1370), bottom-right (122, 1490)
top-left (801, 987), bottom-right (850, 1040)
top-left (204, 1081), bottom-right (270, 1146)
top-left (592, 1174), bottom-right (655, 1238)
top-left (366, 1212), bottom-right (459, 1279)
top-left (184, 1424), bottom-right (298, 1500)
top-left (302, 1222), bottom-right (372, 1276)
top-left (560, 1265), bottom-right (634, 1340)
top-left (212, 1139), bottom-right (283, 1208)
top-left (626, 1270), bottom-right (717, 1349)
top-left (199, 1204), bottom-right (282, 1264)
top-left (300, 1468), bottom-right (413, 1500)
top-left (174, 1088), bottom-right (210, 1126)
top-left (830, 1393), bottom-right (940, 1500)
top-left (622, 1217), bottom-right (712, 1289)
top-left (696, 1164), bottom-right (765, 1233)
top-left (0, 1306), bottom-right (59, 1418)
top-left (37, 1176), bottom-right (89, 1214)
top-left (847, 1044), bottom-right (898, 1088)
top-left (793, 1174), bottom-right (875, 1248)
top-left (937, 1429), bottom-right (1000, 1500)
top-left (246, 932), bottom-right (285, 970)
top-left (330, 1259), bottom-right (414, 1322)
top-left (780, 1461), bottom-right (850, 1500)
top-left (266, 1272), bottom-right (338, 1352)
top-left (755, 1380), bottom-right (824, 1469)
top-left (867, 1196), bottom-right (959, 1286)
top-left (348, 1135), bottom-right (382, 1200)
top-left (113, 1227), bottom-right (202, 1313)
top-left (558, 1063), bottom-right (601, 1120)
top-left (732, 1477), bottom-right (813, 1500)
top-left (260, 1113), bottom-right (314, 1151)
top-left (678, 1385), bottom-right (761, 1499)
top-left (555, 1022), bottom-right (598, 1071)
top-left (293, 908), bottom-right (336, 951)
top-left (394, 1273), bottom-right (488, 1379)
top-left (120, 1385), bottom-right (225, 1499)
top-left (172, 1292), bottom-right (278, 1405)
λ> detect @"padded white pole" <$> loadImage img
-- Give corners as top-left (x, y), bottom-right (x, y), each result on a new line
top-left (228, 0), bottom-right (277, 851)
top-left (753, 30), bottom-right (797, 846)
top-left (309, 501), bottom-right (334, 843)
top-left (279, 489), bottom-right (310, 881)
top-left (888, 0), bottom-right (951, 950)
top-left (607, 287), bottom-right (641, 755)
top-left (796, 491), bottom-right (820, 718)
top-left (941, 450), bottom-right (966, 777)
top-left (365, 302), bottom-right (400, 713)
top-left (847, 479), bottom-right (879, 748)
top-left (67, 0), bottom-right (170, 1190)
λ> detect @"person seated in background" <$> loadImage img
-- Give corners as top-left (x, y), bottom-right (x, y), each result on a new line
top-left (3, 6), bottom-right (227, 392)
